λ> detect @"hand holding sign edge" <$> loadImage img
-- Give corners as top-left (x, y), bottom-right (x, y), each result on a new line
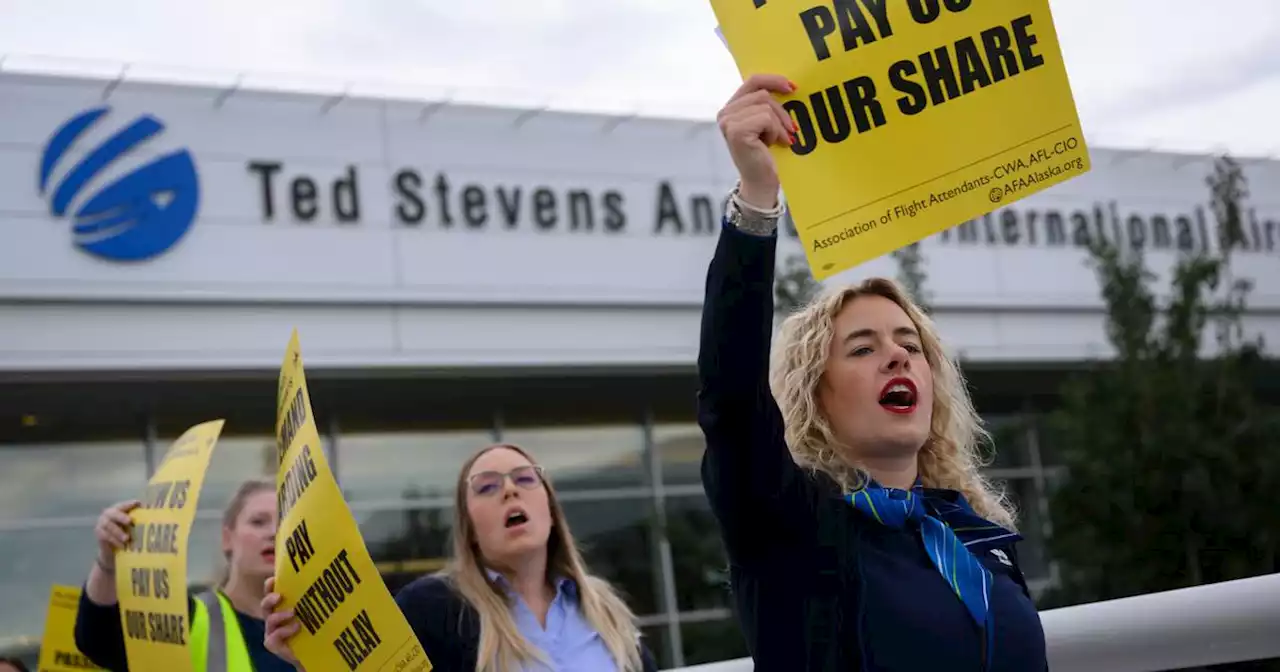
top-left (262, 576), bottom-right (307, 671)
top-left (717, 73), bottom-right (797, 209)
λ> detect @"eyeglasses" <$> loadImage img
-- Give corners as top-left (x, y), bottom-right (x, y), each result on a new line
top-left (468, 465), bottom-right (546, 497)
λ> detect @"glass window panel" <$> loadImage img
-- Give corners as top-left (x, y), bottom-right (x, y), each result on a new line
top-left (499, 425), bottom-right (649, 491)
top-left (666, 495), bottom-right (731, 612)
top-left (1045, 466), bottom-right (1068, 494)
top-left (0, 525), bottom-right (99, 643)
top-left (561, 497), bottom-right (659, 617)
top-left (1037, 415), bottom-right (1065, 468)
top-left (983, 415), bottom-right (1031, 469)
top-left (639, 625), bottom-right (672, 670)
top-left (0, 439), bottom-right (146, 521)
top-left (350, 497), bottom-right (660, 617)
top-left (186, 515), bottom-right (234, 593)
top-left (358, 506), bottom-right (454, 596)
top-left (680, 618), bottom-right (749, 666)
top-left (653, 424), bottom-right (705, 487)
top-left (999, 477), bottom-right (1049, 581)
top-left (169, 506), bottom-right (454, 599)
top-left (170, 435), bottom-right (279, 513)
top-left (338, 429), bottom-right (494, 503)
top-left (189, 504), bottom-right (455, 599)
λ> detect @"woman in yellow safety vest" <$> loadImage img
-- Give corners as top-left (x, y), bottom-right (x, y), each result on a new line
top-left (73, 478), bottom-right (295, 672)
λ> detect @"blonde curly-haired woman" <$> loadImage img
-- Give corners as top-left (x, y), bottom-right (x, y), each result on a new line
top-left (700, 73), bottom-right (1048, 671)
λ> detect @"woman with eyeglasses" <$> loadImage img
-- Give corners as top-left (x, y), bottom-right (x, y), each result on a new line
top-left (262, 443), bottom-right (659, 672)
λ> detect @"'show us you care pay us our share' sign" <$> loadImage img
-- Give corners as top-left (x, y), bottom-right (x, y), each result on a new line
top-left (712, 0), bottom-right (1091, 279)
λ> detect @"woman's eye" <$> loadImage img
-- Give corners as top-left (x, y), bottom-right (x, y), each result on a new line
top-left (904, 343), bottom-right (923, 354)
top-left (851, 346), bottom-right (873, 357)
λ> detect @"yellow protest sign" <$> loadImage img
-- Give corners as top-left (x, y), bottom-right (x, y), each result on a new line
top-left (37, 585), bottom-right (104, 672)
top-left (711, 0), bottom-right (1090, 279)
top-left (274, 330), bottom-right (431, 672)
top-left (115, 420), bottom-right (224, 672)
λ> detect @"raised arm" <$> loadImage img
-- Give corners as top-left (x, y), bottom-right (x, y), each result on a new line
top-left (73, 499), bottom-right (197, 671)
top-left (73, 499), bottom-right (138, 670)
top-left (698, 74), bottom-right (817, 558)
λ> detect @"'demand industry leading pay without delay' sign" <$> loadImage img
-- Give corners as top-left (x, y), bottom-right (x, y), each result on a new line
top-left (274, 331), bottom-right (431, 672)
top-left (711, 0), bottom-right (1091, 280)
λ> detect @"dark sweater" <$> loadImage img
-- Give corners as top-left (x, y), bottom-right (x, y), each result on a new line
top-left (73, 589), bottom-right (294, 672)
top-left (393, 574), bottom-right (659, 672)
top-left (697, 221), bottom-right (1048, 671)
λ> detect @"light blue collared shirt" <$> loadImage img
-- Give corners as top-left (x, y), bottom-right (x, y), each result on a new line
top-left (485, 569), bottom-right (619, 672)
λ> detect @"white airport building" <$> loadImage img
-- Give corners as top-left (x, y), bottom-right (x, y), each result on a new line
top-left (1, 67), bottom-right (1277, 668)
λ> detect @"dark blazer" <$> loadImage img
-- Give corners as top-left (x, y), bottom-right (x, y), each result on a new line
top-left (697, 221), bottom-right (1048, 671)
top-left (394, 574), bottom-right (659, 672)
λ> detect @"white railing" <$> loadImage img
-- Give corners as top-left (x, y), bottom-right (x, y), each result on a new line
top-left (672, 572), bottom-right (1280, 672)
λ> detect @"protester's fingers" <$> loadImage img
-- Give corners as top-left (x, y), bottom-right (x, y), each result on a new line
top-left (96, 518), bottom-right (130, 549)
top-left (264, 576), bottom-right (276, 595)
top-left (768, 98), bottom-right (797, 138)
top-left (106, 508), bottom-right (135, 528)
top-left (719, 88), bottom-right (771, 115)
top-left (730, 73), bottom-right (796, 102)
top-left (720, 106), bottom-right (791, 148)
top-left (720, 89), bottom-right (797, 136)
top-left (107, 525), bottom-right (130, 548)
top-left (262, 591), bottom-right (282, 612)
top-left (265, 609), bottom-right (296, 633)
top-left (264, 612), bottom-right (302, 662)
top-left (719, 93), bottom-right (797, 150)
top-left (98, 500), bottom-right (138, 545)
top-left (114, 499), bottom-right (142, 513)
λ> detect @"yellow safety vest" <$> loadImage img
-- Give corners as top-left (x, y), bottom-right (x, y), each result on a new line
top-left (190, 591), bottom-right (254, 672)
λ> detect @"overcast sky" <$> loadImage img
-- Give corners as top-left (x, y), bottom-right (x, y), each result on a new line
top-left (0, 0), bottom-right (1276, 157)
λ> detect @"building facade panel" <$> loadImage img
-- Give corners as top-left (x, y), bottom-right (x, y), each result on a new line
top-left (2, 69), bottom-right (1279, 668)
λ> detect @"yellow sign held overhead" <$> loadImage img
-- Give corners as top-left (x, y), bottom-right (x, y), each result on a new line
top-left (711, 0), bottom-right (1090, 279)
top-left (37, 584), bottom-right (105, 672)
top-left (115, 420), bottom-right (224, 672)
top-left (273, 330), bottom-right (431, 672)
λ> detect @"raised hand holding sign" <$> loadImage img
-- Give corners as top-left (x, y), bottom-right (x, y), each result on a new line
top-left (114, 420), bottom-right (224, 672)
top-left (270, 330), bottom-right (431, 672)
top-left (711, 0), bottom-right (1090, 278)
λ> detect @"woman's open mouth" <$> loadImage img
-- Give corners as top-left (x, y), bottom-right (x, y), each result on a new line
top-left (878, 377), bottom-right (918, 414)
top-left (504, 508), bottom-right (530, 531)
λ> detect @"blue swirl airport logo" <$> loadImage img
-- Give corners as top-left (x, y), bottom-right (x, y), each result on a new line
top-left (39, 106), bottom-right (200, 261)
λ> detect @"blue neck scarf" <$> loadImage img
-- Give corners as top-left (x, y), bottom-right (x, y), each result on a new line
top-left (845, 479), bottom-right (1021, 633)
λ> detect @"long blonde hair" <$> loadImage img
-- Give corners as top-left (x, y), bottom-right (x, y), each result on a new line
top-left (769, 277), bottom-right (1016, 529)
top-left (444, 444), bottom-right (643, 672)
top-left (212, 478), bottom-right (276, 590)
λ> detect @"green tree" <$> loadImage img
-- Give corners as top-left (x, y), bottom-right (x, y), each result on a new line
top-left (891, 242), bottom-right (932, 313)
top-left (1043, 155), bottom-right (1280, 663)
top-left (773, 240), bottom-right (931, 316)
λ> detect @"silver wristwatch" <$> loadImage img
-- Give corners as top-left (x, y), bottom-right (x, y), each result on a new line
top-left (726, 184), bottom-right (783, 236)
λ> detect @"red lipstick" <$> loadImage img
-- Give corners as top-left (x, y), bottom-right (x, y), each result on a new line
top-left (878, 377), bottom-right (918, 414)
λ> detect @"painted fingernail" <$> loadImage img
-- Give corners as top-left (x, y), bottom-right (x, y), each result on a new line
top-left (788, 80), bottom-right (798, 91)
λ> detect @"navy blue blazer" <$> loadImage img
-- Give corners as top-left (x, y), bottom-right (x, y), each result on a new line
top-left (394, 574), bottom-right (658, 672)
top-left (697, 220), bottom-right (1048, 671)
